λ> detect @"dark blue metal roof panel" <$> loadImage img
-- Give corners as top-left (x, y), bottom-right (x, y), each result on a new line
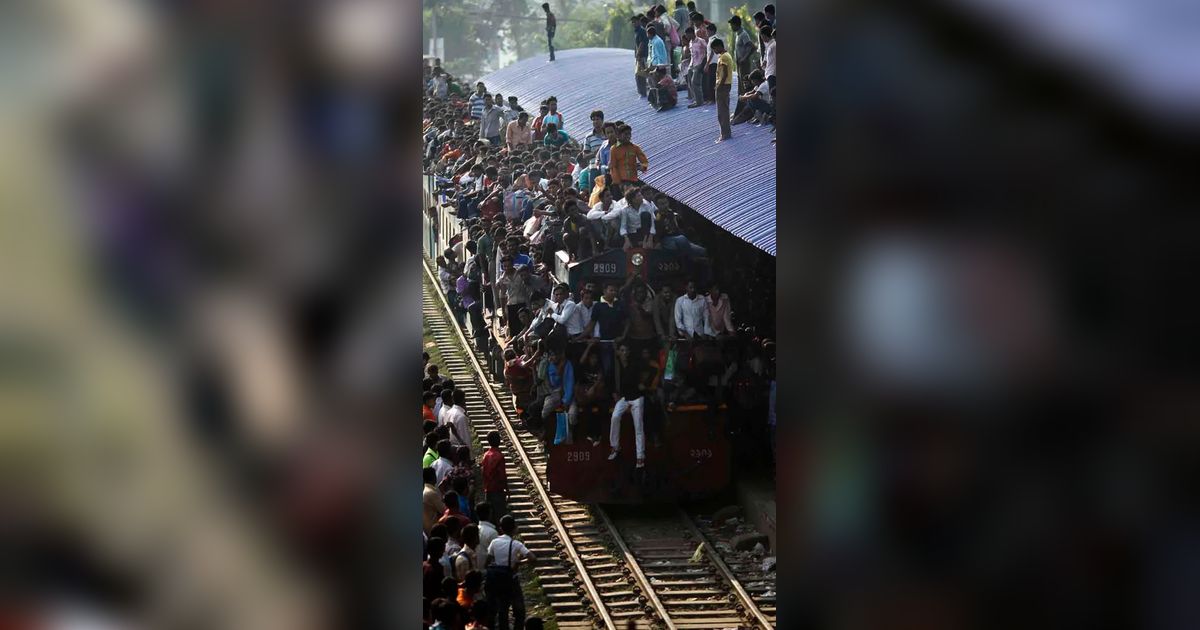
top-left (479, 48), bottom-right (777, 256)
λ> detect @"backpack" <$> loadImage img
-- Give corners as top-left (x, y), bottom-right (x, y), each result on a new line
top-left (667, 16), bottom-right (681, 47)
top-left (448, 548), bottom-right (472, 581)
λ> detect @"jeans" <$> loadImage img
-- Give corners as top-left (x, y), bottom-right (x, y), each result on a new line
top-left (705, 62), bottom-right (716, 102)
top-left (610, 396), bottom-right (646, 458)
top-left (660, 234), bottom-right (706, 262)
top-left (688, 66), bottom-right (705, 105)
top-left (547, 29), bottom-right (555, 60)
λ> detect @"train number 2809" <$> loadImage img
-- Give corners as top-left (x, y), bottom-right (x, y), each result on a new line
top-left (592, 262), bottom-right (619, 275)
top-left (690, 448), bottom-right (713, 459)
top-left (566, 450), bottom-right (591, 462)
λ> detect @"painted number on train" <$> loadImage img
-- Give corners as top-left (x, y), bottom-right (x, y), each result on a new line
top-left (690, 448), bottom-right (713, 459)
top-left (656, 260), bottom-right (681, 273)
top-left (591, 262), bottom-right (620, 276)
top-left (566, 450), bottom-right (591, 462)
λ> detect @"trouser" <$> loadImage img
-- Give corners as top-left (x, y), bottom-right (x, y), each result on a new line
top-left (705, 62), bottom-right (716, 102)
top-left (734, 61), bottom-right (753, 116)
top-left (660, 234), bottom-right (706, 263)
top-left (610, 396), bottom-right (646, 458)
top-left (670, 47), bottom-right (679, 78)
top-left (486, 490), bottom-right (508, 520)
top-left (688, 66), bottom-right (705, 105)
top-left (767, 75), bottom-right (776, 102)
top-left (493, 582), bottom-right (525, 630)
top-left (506, 303), bottom-right (525, 337)
top-left (716, 84), bottom-right (732, 139)
top-left (487, 135), bottom-right (501, 147)
top-left (548, 29), bottom-right (555, 60)
top-left (648, 88), bottom-right (676, 111)
top-left (635, 60), bottom-right (648, 97)
top-left (468, 301), bottom-right (488, 352)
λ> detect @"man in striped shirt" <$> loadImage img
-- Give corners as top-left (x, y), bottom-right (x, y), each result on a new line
top-left (468, 82), bottom-right (487, 119)
top-left (582, 110), bottom-right (606, 153)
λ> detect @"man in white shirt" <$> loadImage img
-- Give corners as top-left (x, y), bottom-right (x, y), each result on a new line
top-left (675, 280), bottom-right (713, 338)
top-left (439, 389), bottom-right (471, 447)
top-left (431, 439), bottom-right (455, 486)
top-left (618, 187), bottom-right (656, 250)
top-left (474, 503), bottom-right (500, 571)
top-left (553, 285), bottom-right (594, 338)
top-left (486, 515), bottom-right (536, 630)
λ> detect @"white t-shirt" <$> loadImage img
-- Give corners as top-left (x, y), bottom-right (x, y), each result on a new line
top-left (487, 534), bottom-right (531, 567)
top-left (476, 520), bottom-right (500, 570)
top-left (763, 39), bottom-right (777, 77)
top-left (432, 456), bottom-right (454, 486)
top-left (756, 81), bottom-right (772, 103)
top-left (440, 404), bottom-right (470, 447)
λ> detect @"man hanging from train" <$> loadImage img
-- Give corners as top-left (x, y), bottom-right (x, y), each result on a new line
top-left (540, 347), bottom-right (577, 445)
top-left (609, 342), bottom-right (648, 468)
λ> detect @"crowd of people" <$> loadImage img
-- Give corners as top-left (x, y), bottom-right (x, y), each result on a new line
top-left (420, 10), bottom-right (778, 626)
top-left (626, 2), bottom-right (777, 143)
top-left (423, 355), bottom-right (542, 630)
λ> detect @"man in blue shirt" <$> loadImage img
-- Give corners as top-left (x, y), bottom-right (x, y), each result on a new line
top-left (590, 280), bottom-right (629, 388)
top-left (541, 348), bottom-right (576, 442)
top-left (647, 26), bottom-right (669, 69)
top-left (594, 122), bottom-right (618, 175)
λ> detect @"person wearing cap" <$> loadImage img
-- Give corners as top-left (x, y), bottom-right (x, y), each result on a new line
top-left (506, 112), bottom-right (533, 151)
top-left (729, 15), bottom-right (755, 118)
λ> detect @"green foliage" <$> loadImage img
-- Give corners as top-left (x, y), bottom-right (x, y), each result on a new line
top-left (424, 0), bottom-right (500, 82)
top-left (604, 0), bottom-right (637, 50)
top-left (551, 1), bottom-right (610, 51)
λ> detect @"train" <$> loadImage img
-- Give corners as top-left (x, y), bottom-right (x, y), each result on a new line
top-left (422, 181), bottom-right (730, 503)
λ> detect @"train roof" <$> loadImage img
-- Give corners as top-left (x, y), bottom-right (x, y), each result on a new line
top-left (477, 48), bottom-right (777, 257)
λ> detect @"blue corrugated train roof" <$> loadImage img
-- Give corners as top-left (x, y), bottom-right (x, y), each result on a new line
top-left (478, 48), bottom-right (777, 256)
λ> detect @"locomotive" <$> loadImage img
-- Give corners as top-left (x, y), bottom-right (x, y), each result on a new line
top-left (541, 245), bottom-right (730, 504)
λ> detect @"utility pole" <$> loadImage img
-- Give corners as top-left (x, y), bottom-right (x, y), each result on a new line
top-left (430, 0), bottom-right (438, 57)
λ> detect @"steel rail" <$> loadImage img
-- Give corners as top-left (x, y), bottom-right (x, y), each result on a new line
top-left (423, 258), bottom-right (618, 630)
top-left (678, 508), bottom-right (775, 629)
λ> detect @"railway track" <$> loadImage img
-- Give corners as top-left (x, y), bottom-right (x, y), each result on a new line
top-left (423, 259), bottom-right (774, 629)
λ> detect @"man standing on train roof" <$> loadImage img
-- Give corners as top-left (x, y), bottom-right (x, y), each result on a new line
top-left (711, 38), bottom-right (734, 143)
top-left (674, 0), bottom-right (691, 43)
top-left (730, 16), bottom-right (755, 118)
top-left (469, 82), bottom-right (487, 120)
top-left (609, 341), bottom-right (648, 468)
top-left (583, 110), bottom-right (606, 153)
top-left (543, 3), bottom-right (557, 62)
top-left (608, 125), bottom-right (649, 188)
top-left (479, 94), bottom-right (506, 147)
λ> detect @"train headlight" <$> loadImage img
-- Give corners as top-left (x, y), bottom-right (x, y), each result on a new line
top-left (631, 253), bottom-right (644, 266)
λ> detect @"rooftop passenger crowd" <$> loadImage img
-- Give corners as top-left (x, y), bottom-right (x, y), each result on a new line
top-left (420, 8), bottom-right (777, 627)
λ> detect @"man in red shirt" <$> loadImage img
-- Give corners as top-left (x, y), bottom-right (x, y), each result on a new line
top-left (423, 391), bottom-right (437, 422)
top-left (480, 430), bottom-right (508, 520)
